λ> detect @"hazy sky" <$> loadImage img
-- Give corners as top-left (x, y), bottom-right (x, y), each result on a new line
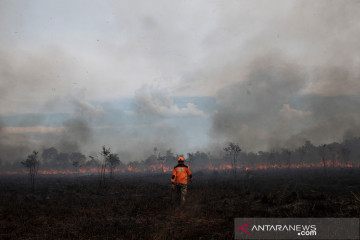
top-left (1, 0), bottom-right (359, 163)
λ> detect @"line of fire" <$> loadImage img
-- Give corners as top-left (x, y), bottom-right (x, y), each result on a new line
top-left (2, 138), bottom-right (359, 176)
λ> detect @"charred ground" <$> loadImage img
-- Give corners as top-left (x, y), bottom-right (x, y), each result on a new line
top-left (1, 168), bottom-right (360, 239)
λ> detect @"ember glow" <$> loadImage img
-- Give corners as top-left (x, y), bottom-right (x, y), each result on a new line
top-left (205, 160), bottom-right (357, 172)
top-left (1, 160), bottom-right (358, 176)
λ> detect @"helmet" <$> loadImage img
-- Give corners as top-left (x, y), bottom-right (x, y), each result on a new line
top-left (178, 156), bottom-right (184, 162)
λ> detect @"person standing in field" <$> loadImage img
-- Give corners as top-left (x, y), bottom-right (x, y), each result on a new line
top-left (171, 156), bottom-right (192, 205)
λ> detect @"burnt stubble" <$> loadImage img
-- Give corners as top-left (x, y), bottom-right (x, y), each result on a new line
top-left (1, 168), bottom-right (359, 239)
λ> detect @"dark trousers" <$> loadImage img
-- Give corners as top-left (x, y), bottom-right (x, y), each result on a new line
top-left (174, 183), bottom-right (187, 205)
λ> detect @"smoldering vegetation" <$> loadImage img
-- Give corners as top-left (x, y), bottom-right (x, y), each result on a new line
top-left (1, 1), bottom-right (360, 174)
top-left (1, 1), bottom-right (360, 238)
top-left (1, 136), bottom-right (360, 175)
top-left (0, 168), bottom-right (359, 239)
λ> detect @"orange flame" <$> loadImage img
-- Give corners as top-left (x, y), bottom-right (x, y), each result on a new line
top-left (204, 160), bottom-right (357, 171)
top-left (1, 159), bottom-right (358, 175)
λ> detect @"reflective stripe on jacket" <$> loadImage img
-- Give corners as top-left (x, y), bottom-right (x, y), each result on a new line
top-left (171, 164), bottom-right (192, 184)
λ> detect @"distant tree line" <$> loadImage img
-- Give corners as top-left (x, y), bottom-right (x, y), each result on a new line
top-left (180, 138), bottom-right (360, 171)
top-left (2, 137), bottom-right (360, 176)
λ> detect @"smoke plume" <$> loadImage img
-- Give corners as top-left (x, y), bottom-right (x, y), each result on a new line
top-left (206, 0), bottom-right (360, 152)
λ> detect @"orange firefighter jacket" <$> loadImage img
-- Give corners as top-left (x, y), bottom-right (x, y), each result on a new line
top-left (171, 163), bottom-right (192, 185)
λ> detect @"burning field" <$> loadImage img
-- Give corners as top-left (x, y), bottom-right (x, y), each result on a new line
top-left (1, 168), bottom-right (360, 239)
top-left (1, 0), bottom-right (360, 239)
top-left (1, 138), bottom-right (360, 239)
top-left (1, 139), bottom-right (360, 239)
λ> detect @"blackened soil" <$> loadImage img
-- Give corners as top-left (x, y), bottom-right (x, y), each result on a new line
top-left (0, 168), bottom-right (359, 239)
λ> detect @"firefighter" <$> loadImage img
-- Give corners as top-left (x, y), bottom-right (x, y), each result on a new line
top-left (171, 156), bottom-right (192, 205)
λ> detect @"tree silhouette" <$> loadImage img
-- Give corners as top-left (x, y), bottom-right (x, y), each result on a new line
top-left (21, 151), bottom-right (40, 192)
top-left (107, 153), bottom-right (120, 179)
top-left (224, 142), bottom-right (241, 175)
top-left (89, 146), bottom-right (111, 188)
